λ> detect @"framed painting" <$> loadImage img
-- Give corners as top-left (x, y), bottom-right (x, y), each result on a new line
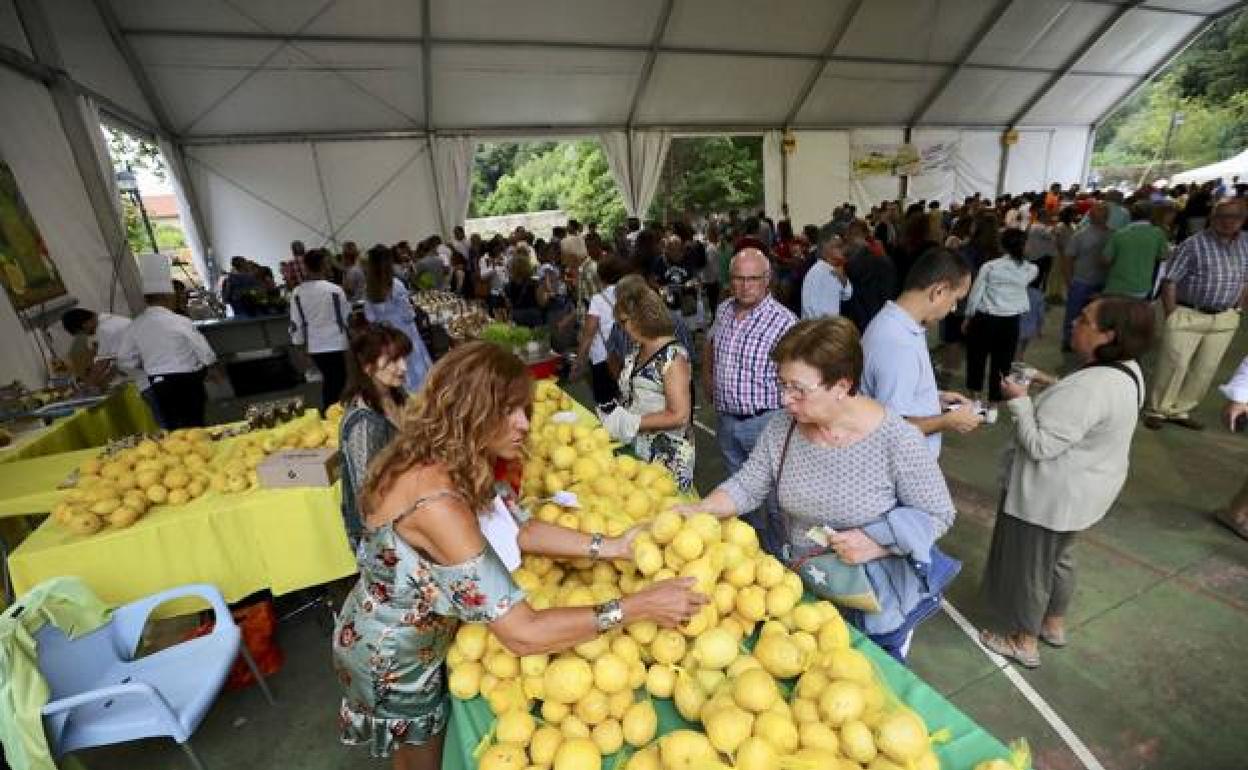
top-left (0, 156), bottom-right (68, 312)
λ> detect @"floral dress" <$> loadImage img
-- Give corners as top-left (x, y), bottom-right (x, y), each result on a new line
top-left (618, 342), bottom-right (695, 491)
top-left (332, 491), bottom-right (525, 756)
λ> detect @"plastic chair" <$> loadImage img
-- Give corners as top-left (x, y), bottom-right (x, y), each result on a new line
top-left (34, 584), bottom-right (275, 770)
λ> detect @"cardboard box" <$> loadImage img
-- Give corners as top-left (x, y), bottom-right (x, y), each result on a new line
top-left (257, 448), bottom-right (341, 488)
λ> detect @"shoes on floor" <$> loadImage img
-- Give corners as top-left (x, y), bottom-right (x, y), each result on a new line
top-left (980, 630), bottom-right (1041, 669)
top-left (1214, 508), bottom-right (1248, 540)
top-left (1142, 414), bottom-right (1165, 430)
top-left (1168, 416), bottom-right (1204, 431)
top-left (1039, 628), bottom-right (1068, 648)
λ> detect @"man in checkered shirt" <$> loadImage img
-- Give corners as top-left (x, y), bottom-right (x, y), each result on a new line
top-left (703, 247), bottom-right (796, 553)
top-left (1144, 197), bottom-right (1248, 431)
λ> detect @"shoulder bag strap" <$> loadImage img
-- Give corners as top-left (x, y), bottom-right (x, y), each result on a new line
top-left (1088, 360), bottom-right (1143, 408)
top-left (773, 420), bottom-right (799, 505)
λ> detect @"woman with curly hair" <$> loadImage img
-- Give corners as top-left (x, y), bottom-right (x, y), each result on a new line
top-left (332, 342), bottom-right (706, 770)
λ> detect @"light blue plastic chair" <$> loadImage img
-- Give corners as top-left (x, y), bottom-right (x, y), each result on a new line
top-left (34, 583), bottom-right (275, 769)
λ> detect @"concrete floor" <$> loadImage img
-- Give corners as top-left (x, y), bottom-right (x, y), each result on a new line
top-left (80, 304), bottom-right (1248, 770)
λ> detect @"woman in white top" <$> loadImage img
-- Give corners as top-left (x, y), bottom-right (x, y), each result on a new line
top-left (961, 228), bottom-right (1038, 403)
top-left (980, 297), bottom-right (1153, 667)
top-left (573, 257), bottom-right (624, 406)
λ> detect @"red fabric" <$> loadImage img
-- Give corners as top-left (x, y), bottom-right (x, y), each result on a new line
top-left (185, 599), bottom-right (284, 691)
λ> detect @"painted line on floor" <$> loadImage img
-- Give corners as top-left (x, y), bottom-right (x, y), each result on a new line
top-left (942, 600), bottom-right (1106, 770)
top-left (692, 417), bottom-right (718, 437)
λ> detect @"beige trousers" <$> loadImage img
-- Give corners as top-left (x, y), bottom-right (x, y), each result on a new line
top-left (1146, 306), bottom-right (1242, 418)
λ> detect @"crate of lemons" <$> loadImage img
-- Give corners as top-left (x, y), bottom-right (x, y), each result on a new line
top-left (455, 510), bottom-right (948, 770)
top-left (51, 405), bottom-right (343, 537)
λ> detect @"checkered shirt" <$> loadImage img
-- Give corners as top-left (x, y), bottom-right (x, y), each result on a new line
top-left (709, 295), bottom-right (796, 415)
top-left (1166, 229), bottom-right (1248, 310)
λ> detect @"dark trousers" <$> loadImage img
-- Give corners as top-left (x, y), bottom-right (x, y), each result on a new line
top-left (982, 511), bottom-right (1077, 636)
top-left (150, 370), bottom-right (207, 429)
top-left (589, 360), bottom-right (620, 406)
top-left (966, 312), bottom-right (1021, 401)
top-left (312, 351), bottom-right (348, 410)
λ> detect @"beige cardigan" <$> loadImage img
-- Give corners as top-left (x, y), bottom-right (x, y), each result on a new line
top-left (1003, 361), bottom-right (1143, 532)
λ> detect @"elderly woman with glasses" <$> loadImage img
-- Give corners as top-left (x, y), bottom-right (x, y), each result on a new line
top-left (677, 317), bottom-right (957, 660)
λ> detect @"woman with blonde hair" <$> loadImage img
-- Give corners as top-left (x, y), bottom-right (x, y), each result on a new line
top-left (333, 342), bottom-right (706, 770)
top-left (599, 282), bottom-right (695, 490)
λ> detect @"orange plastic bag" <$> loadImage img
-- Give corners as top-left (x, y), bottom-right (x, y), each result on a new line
top-left (185, 598), bottom-right (284, 691)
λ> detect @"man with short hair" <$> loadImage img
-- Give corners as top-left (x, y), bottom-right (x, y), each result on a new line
top-left (861, 248), bottom-right (982, 456)
top-left (1103, 201), bottom-right (1169, 299)
top-left (800, 234), bottom-right (853, 319)
top-left (280, 240), bottom-right (307, 289)
top-left (1144, 198), bottom-right (1248, 430)
top-left (221, 256), bottom-right (261, 317)
top-left (1062, 203), bottom-right (1112, 350)
top-left (289, 248), bottom-right (350, 409)
top-left (60, 307), bottom-right (157, 422)
top-left (704, 248), bottom-right (796, 552)
top-left (450, 225), bottom-right (470, 260)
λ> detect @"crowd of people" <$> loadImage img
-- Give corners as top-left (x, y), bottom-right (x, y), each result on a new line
top-left (57, 175), bottom-right (1247, 770)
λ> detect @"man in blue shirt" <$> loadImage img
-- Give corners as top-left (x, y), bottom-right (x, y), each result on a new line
top-left (861, 248), bottom-right (982, 456)
top-left (801, 233), bottom-right (853, 319)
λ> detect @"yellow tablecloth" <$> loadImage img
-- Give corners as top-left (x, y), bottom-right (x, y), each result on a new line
top-left (6, 482), bottom-right (356, 610)
top-left (0, 385), bottom-right (158, 464)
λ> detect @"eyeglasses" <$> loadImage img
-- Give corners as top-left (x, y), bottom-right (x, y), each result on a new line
top-left (776, 379), bottom-right (826, 400)
top-left (730, 274), bottom-right (768, 284)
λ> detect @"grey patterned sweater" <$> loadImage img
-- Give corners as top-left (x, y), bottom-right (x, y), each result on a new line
top-left (718, 411), bottom-right (956, 559)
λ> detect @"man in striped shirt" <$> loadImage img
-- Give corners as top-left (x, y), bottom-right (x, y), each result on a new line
top-left (703, 248), bottom-right (796, 553)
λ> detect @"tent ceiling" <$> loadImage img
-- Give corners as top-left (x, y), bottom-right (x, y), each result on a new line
top-left (16, 0), bottom-right (1248, 141)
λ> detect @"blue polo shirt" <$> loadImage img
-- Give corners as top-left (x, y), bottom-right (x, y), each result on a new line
top-left (860, 301), bottom-right (942, 456)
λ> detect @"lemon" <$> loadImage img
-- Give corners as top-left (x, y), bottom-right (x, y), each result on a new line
top-left (448, 662), bottom-right (483, 699)
top-left (754, 711), bottom-right (799, 753)
top-left (591, 717), bottom-right (623, 755)
top-left (705, 704), bottom-right (754, 754)
top-left (479, 743), bottom-right (527, 770)
top-left (572, 457), bottom-right (601, 482)
top-left (624, 492), bottom-right (651, 520)
top-left (530, 725), bottom-right (563, 766)
top-left (755, 555), bottom-right (785, 588)
top-left (649, 628), bottom-right (686, 665)
top-left (840, 719), bottom-right (877, 765)
top-left (541, 699), bottom-right (570, 724)
top-left (615, 455), bottom-right (639, 479)
top-left (544, 657), bottom-right (593, 704)
top-left (552, 737), bottom-right (600, 770)
top-left (735, 585), bottom-right (767, 621)
top-left (145, 484), bottom-right (169, 504)
top-left (645, 664), bottom-right (675, 698)
top-left (735, 737), bottom-right (776, 770)
top-left (818, 680), bottom-right (865, 726)
top-left (670, 529), bottom-right (704, 561)
top-left (496, 709), bottom-right (536, 744)
top-left (592, 653), bottom-right (630, 694)
top-left (733, 668), bottom-right (779, 713)
top-left (550, 446), bottom-right (577, 470)
top-left (649, 510), bottom-right (682, 544)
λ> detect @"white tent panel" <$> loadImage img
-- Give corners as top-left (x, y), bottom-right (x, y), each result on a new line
top-left (186, 143), bottom-right (329, 270)
top-left (1076, 9), bottom-right (1203, 75)
top-left (132, 37), bottom-right (285, 133)
top-left (953, 130), bottom-right (1003, 200)
top-left (300, 0), bottom-right (423, 37)
top-left (191, 0), bottom-right (377, 36)
top-left (969, 1), bottom-right (1116, 70)
top-left (924, 68), bottom-right (1048, 125)
top-left (315, 140), bottom-right (441, 247)
top-left (785, 131), bottom-right (851, 230)
top-left (0, 0), bottom-right (31, 57)
top-left (1171, 149), bottom-right (1248, 184)
top-left (1023, 74), bottom-right (1137, 126)
top-left (190, 45), bottom-right (424, 135)
top-left (433, 0), bottom-right (659, 45)
top-left (110, 0), bottom-right (273, 32)
top-left (0, 68), bottom-right (126, 385)
top-left (637, 54), bottom-right (810, 125)
top-left (43, 0), bottom-right (155, 125)
top-left (834, 0), bottom-right (997, 63)
top-left (849, 129), bottom-right (903, 210)
top-left (1045, 127), bottom-right (1090, 187)
top-left (797, 62), bottom-right (942, 126)
top-left (665, 0), bottom-right (851, 55)
top-left (433, 46), bottom-right (642, 128)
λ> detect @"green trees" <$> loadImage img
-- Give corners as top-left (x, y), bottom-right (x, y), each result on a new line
top-left (469, 136), bottom-right (763, 231)
top-left (1093, 9), bottom-right (1248, 178)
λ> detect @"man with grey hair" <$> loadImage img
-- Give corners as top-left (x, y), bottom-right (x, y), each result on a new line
top-left (703, 247), bottom-right (796, 553)
top-left (801, 233), bottom-right (853, 319)
top-left (1145, 197), bottom-right (1248, 430)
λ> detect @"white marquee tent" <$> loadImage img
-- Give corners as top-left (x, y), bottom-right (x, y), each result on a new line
top-left (1, 0), bottom-right (1245, 385)
top-left (1171, 148), bottom-right (1248, 185)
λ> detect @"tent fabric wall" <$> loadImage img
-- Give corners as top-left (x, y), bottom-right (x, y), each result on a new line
top-left (0, 68), bottom-right (124, 386)
top-left (1004, 128), bottom-right (1090, 195)
top-left (848, 129), bottom-right (903, 212)
top-left (601, 130), bottom-right (672, 219)
top-left (785, 131), bottom-right (851, 230)
top-left (431, 136), bottom-right (475, 234)
top-left (158, 136), bottom-right (209, 285)
top-left (908, 129), bottom-right (1003, 205)
top-left (186, 140), bottom-right (442, 274)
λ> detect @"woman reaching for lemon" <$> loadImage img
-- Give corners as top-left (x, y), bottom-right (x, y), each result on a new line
top-left (332, 341), bottom-right (706, 770)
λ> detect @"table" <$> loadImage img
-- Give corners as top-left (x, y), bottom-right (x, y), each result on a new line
top-left (3, 472), bottom-right (356, 613)
top-left (446, 627), bottom-right (1014, 770)
top-left (0, 385), bottom-right (158, 464)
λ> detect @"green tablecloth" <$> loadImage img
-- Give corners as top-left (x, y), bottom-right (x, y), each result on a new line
top-left (0, 386), bottom-right (158, 464)
top-left (445, 627), bottom-right (1012, 770)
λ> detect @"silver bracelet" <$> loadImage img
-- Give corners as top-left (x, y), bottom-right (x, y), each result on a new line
top-left (588, 532), bottom-right (604, 560)
top-left (593, 598), bottom-right (624, 632)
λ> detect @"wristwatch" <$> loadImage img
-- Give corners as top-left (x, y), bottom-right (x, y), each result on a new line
top-left (593, 598), bottom-right (624, 632)
top-left (588, 532), bottom-right (604, 560)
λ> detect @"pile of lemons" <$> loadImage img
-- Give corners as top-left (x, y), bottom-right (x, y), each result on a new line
top-left (51, 406), bottom-right (344, 537)
top-left (54, 428), bottom-right (217, 535)
top-left (459, 509), bottom-right (945, 770)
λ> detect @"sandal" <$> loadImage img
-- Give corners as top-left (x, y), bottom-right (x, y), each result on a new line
top-left (979, 630), bottom-right (1041, 668)
top-left (1039, 628), bottom-right (1067, 648)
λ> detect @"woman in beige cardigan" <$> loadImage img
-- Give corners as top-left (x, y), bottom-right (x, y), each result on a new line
top-left (980, 296), bottom-right (1155, 668)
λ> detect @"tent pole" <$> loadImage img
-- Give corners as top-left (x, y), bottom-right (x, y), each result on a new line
top-left (996, 135), bottom-right (1011, 198)
top-left (13, 0), bottom-right (145, 314)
